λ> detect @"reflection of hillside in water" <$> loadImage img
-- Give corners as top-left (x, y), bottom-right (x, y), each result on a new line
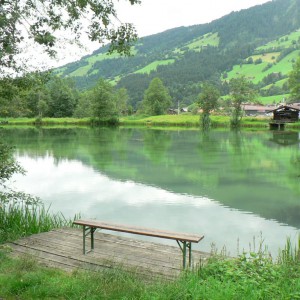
top-left (1, 127), bottom-right (300, 229)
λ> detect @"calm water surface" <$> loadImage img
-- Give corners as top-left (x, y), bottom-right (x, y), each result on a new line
top-left (2, 127), bottom-right (300, 257)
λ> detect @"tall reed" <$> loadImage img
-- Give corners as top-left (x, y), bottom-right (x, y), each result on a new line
top-left (277, 236), bottom-right (300, 264)
top-left (0, 199), bottom-right (77, 243)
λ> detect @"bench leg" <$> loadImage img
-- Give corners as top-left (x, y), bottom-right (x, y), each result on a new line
top-left (83, 226), bottom-right (96, 254)
top-left (177, 241), bottom-right (192, 269)
top-left (91, 227), bottom-right (95, 250)
top-left (188, 242), bottom-right (192, 268)
top-left (83, 225), bottom-right (86, 254)
top-left (183, 241), bottom-right (187, 269)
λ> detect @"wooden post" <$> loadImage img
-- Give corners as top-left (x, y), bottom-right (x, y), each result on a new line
top-left (83, 225), bottom-right (86, 254)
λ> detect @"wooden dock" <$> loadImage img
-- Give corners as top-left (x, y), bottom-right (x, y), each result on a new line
top-left (6, 228), bottom-right (210, 280)
top-left (269, 120), bottom-right (289, 130)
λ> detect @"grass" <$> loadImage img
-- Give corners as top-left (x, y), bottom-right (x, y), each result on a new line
top-left (225, 39), bottom-right (300, 87)
top-left (261, 78), bottom-right (289, 90)
top-left (1, 238), bottom-right (300, 299)
top-left (258, 93), bottom-right (290, 104)
top-left (134, 60), bottom-right (175, 74)
top-left (121, 114), bottom-right (300, 129)
top-left (0, 117), bottom-right (91, 126)
top-left (0, 249), bottom-right (145, 299)
top-left (185, 33), bottom-right (219, 51)
top-left (256, 30), bottom-right (300, 52)
top-left (65, 48), bottom-right (137, 77)
top-left (121, 114), bottom-right (202, 127)
top-left (2, 114), bottom-right (300, 129)
top-left (249, 52), bottom-right (280, 63)
top-left (62, 51), bottom-right (123, 77)
top-left (226, 63), bottom-right (268, 83)
top-left (120, 114), bottom-right (273, 128)
top-left (173, 32), bottom-right (219, 54)
top-left (0, 198), bottom-right (77, 244)
top-left (225, 49), bottom-right (299, 84)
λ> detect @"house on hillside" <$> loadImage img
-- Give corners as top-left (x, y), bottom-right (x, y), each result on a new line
top-left (271, 105), bottom-right (300, 122)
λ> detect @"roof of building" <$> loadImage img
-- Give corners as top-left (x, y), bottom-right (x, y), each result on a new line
top-left (242, 104), bottom-right (276, 112)
top-left (270, 105), bottom-right (300, 112)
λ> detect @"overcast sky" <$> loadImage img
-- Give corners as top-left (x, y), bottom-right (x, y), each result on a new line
top-left (115, 0), bottom-right (271, 37)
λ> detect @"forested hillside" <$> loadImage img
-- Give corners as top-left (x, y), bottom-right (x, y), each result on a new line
top-left (56, 0), bottom-right (300, 108)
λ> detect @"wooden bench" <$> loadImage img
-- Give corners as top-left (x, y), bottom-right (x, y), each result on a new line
top-left (73, 219), bottom-right (204, 269)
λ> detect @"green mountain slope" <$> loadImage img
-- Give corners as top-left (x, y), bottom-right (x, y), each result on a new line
top-left (55, 0), bottom-right (300, 107)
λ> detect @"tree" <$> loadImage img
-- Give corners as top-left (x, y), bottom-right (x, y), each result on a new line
top-left (288, 56), bottom-right (300, 101)
top-left (0, 0), bottom-right (140, 71)
top-left (73, 91), bottom-right (93, 118)
top-left (229, 76), bottom-right (256, 127)
top-left (0, 71), bottom-right (51, 117)
top-left (0, 78), bottom-right (20, 117)
top-left (142, 78), bottom-right (172, 116)
top-left (37, 99), bottom-right (48, 118)
top-left (115, 88), bottom-right (129, 115)
top-left (47, 77), bottom-right (79, 117)
top-left (25, 72), bottom-right (51, 117)
top-left (91, 78), bottom-right (118, 124)
top-left (27, 89), bottom-right (50, 117)
top-left (197, 83), bottom-right (220, 129)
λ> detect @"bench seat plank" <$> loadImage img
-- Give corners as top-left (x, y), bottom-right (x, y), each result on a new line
top-left (73, 219), bottom-right (203, 243)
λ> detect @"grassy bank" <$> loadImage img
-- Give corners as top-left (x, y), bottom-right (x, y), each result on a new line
top-left (121, 114), bottom-right (278, 128)
top-left (0, 117), bottom-right (91, 126)
top-left (2, 115), bottom-right (300, 129)
top-left (1, 242), bottom-right (300, 299)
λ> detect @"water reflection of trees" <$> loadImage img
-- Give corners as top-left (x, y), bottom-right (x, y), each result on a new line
top-left (83, 127), bottom-right (134, 169)
top-left (0, 127), bottom-right (133, 168)
top-left (197, 130), bottom-right (221, 162)
top-left (0, 127), bottom-right (79, 162)
top-left (142, 130), bottom-right (172, 164)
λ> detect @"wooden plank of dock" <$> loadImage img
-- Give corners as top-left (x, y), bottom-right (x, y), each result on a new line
top-left (6, 228), bottom-right (210, 280)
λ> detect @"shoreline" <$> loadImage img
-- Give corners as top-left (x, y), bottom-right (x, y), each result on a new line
top-left (1, 115), bottom-right (300, 129)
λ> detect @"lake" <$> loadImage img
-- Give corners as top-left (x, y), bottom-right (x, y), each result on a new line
top-left (2, 126), bottom-right (300, 257)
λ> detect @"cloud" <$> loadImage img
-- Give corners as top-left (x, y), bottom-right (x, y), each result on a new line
top-left (115, 0), bottom-right (271, 37)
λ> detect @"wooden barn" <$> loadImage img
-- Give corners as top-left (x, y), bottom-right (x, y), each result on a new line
top-left (271, 105), bottom-right (300, 122)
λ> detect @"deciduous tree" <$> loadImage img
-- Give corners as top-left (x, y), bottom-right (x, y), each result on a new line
top-left (115, 88), bottom-right (129, 115)
top-left (91, 78), bottom-right (118, 124)
top-left (229, 76), bottom-right (256, 127)
top-left (73, 91), bottom-right (93, 118)
top-left (197, 83), bottom-right (220, 129)
top-left (142, 78), bottom-right (172, 116)
top-left (47, 77), bottom-right (79, 117)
